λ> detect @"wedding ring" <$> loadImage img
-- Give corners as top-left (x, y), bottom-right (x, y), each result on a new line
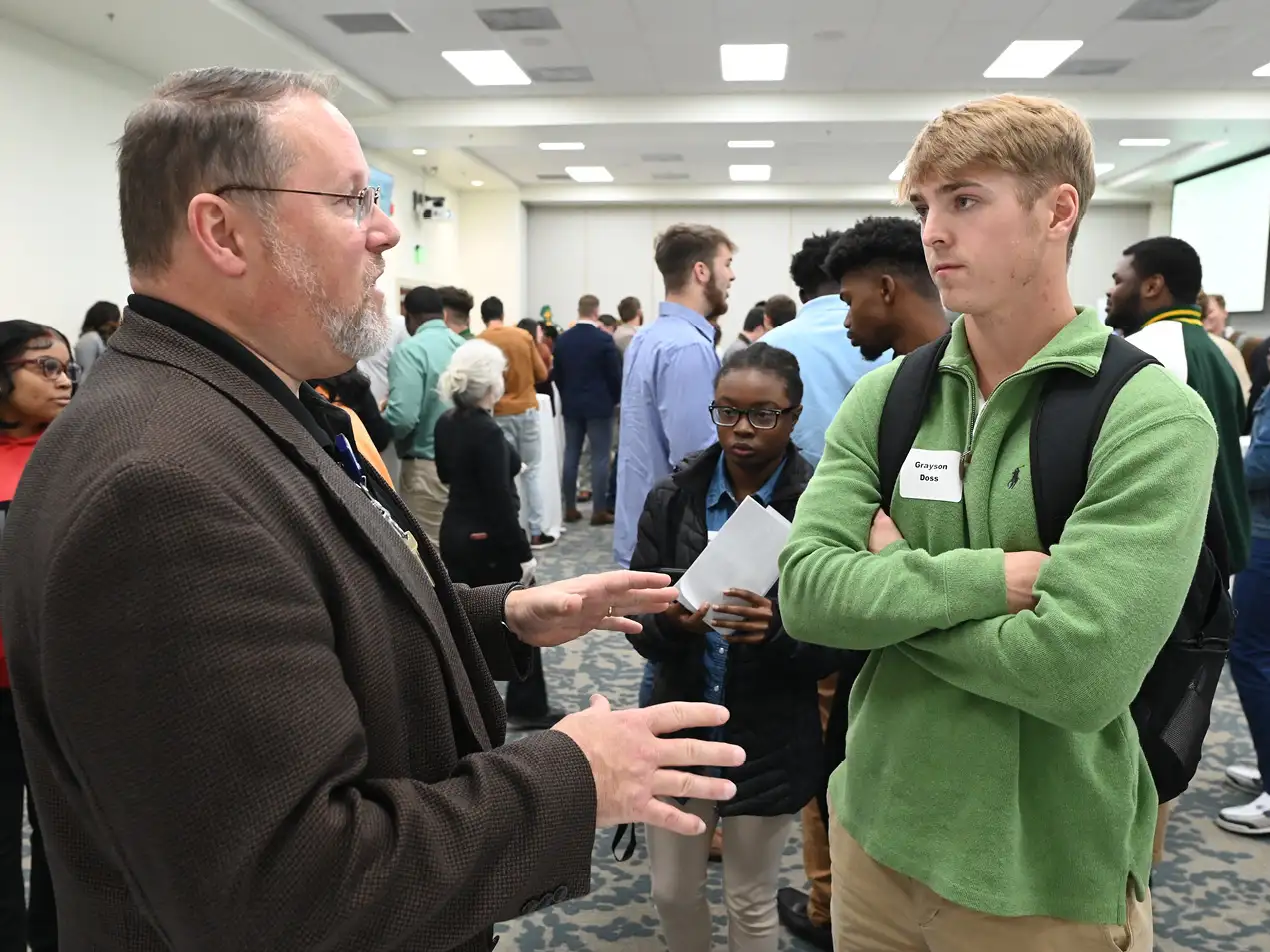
top-left (607, 605), bottom-right (615, 617)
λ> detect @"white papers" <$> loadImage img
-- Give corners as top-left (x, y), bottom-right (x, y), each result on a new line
top-left (677, 495), bottom-right (792, 633)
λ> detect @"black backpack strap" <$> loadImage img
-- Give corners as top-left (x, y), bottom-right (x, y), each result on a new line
top-left (1031, 335), bottom-right (1158, 551)
top-left (877, 334), bottom-right (952, 514)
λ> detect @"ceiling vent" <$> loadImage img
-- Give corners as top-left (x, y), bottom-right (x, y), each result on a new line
top-left (325, 12), bottom-right (411, 34)
top-left (652, 172), bottom-right (691, 181)
top-left (527, 65), bottom-right (593, 82)
top-left (1117, 0), bottom-right (1220, 21)
top-left (1052, 58), bottom-right (1131, 76)
top-left (477, 7), bottom-right (561, 31)
top-left (536, 173), bottom-right (572, 181)
top-left (641, 152), bottom-right (685, 163)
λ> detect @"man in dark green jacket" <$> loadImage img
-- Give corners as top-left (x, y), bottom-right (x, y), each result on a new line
top-left (1108, 235), bottom-right (1251, 572)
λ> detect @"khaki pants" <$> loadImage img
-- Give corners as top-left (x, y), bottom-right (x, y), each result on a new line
top-left (1152, 800), bottom-right (1174, 866)
top-left (828, 813), bottom-right (1152, 952)
top-left (399, 458), bottom-right (447, 547)
top-left (798, 672), bottom-right (839, 928)
top-left (646, 798), bottom-right (794, 952)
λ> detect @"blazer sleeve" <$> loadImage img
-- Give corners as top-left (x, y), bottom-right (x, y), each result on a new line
top-left (36, 460), bottom-right (591, 952)
top-left (451, 580), bottom-right (533, 682)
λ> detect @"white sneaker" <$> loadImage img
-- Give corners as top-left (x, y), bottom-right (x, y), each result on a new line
top-left (1216, 792), bottom-right (1270, 837)
top-left (1225, 763), bottom-right (1263, 795)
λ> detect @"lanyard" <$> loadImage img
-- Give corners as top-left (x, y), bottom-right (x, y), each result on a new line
top-left (333, 434), bottom-right (412, 544)
top-left (1141, 308), bottom-right (1205, 329)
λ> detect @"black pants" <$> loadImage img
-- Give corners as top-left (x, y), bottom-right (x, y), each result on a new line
top-left (440, 534), bottom-right (550, 719)
top-left (0, 689), bottom-right (56, 952)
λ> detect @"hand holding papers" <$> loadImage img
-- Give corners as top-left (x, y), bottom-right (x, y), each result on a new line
top-left (677, 495), bottom-right (792, 634)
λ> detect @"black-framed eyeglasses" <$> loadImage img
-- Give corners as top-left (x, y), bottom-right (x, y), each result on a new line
top-left (213, 184), bottom-right (382, 226)
top-left (709, 404), bottom-right (796, 429)
top-left (6, 357), bottom-right (81, 384)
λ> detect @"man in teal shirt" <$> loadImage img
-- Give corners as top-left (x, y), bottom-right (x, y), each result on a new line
top-left (386, 286), bottom-right (463, 544)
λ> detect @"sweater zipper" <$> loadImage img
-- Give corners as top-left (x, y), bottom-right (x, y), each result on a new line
top-left (944, 360), bottom-right (1087, 479)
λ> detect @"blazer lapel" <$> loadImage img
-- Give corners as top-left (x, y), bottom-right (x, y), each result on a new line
top-left (111, 312), bottom-right (493, 751)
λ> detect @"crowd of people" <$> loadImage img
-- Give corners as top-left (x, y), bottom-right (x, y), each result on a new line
top-left (0, 69), bottom-right (1265, 952)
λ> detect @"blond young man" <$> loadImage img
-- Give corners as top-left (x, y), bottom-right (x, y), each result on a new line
top-left (780, 95), bottom-right (1218, 951)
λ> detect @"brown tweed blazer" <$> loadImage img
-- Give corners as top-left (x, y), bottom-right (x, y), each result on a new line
top-left (0, 308), bottom-right (596, 951)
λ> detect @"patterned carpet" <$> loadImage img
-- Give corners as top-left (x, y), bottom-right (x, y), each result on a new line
top-left (18, 521), bottom-right (1266, 950)
top-left (495, 520), bottom-right (1270, 952)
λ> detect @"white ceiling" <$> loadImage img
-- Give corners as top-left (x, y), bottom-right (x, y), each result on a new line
top-left (5, 0), bottom-right (1270, 198)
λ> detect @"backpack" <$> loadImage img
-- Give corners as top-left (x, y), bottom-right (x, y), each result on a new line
top-left (874, 331), bottom-right (1234, 803)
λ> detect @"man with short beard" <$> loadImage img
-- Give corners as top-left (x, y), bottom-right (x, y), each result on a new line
top-left (613, 223), bottom-right (735, 569)
top-left (0, 68), bottom-right (744, 952)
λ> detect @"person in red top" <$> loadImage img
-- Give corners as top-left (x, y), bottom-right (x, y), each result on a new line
top-left (0, 319), bottom-right (75, 952)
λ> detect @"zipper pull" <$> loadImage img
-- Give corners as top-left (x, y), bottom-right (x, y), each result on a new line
top-left (960, 451), bottom-right (972, 479)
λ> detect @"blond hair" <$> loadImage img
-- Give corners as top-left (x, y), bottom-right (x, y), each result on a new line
top-left (898, 94), bottom-right (1095, 253)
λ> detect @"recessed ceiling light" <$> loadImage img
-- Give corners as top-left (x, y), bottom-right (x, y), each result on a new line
top-left (565, 166), bottom-right (614, 183)
top-left (470, 180), bottom-right (484, 187)
top-left (1095, 162), bottom-right (1116, 176)
top-left (1119, 137), bottom-right (1171, 147)
top-left (720, 44), bottom-right (788, 82)
top-left (983, 40), bottom-right (1083, 79)
top-left (412, 148), bottom-right (429, 156)
top-left (728, 140), bottom-right (775, 149)
top-left (539, 142), bottom-right (585, 151)
top-left (729, 164), bottom-right (772, 182)
top-left (441, 50), bottom-right (531, 86)
top-left (888, 160), bottom-right (907, 182)
top-left (1254, 61), bottom-right (1270, 77)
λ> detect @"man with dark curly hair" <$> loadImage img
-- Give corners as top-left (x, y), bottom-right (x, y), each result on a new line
top-left (778, 216), bottom-right (950, 952)
top-left (823, 217), bottom-right (949, 361)
top-left (761, 231), bottom-right (889, 468)
top-left (767, 228), bottom-right (890, 951)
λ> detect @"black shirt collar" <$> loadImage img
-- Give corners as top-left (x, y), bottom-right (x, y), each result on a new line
top-left (127, 294), bottom-right (350, 450)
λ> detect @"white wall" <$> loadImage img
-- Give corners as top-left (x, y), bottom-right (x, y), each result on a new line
top-left (0, 18), bottom-right (145, 340)
top-left (457, 191), bottom-right (528, 328)
top-left (527, 203), bottom-right (1153, 341)
top-left (364, 152), bottom-right (461, 317)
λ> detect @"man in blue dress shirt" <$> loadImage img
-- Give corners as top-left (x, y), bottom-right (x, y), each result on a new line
top-left (761, 231), bottom-right (891, 468)
top-left (614, 224), bottom-right (735, 569)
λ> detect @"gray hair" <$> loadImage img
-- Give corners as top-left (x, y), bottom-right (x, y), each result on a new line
top-left (437, 340), bottom-right (507, 409)
top-left (117, 67), bottom-right (336, 275)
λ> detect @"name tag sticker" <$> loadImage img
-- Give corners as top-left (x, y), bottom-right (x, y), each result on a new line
top-left (899, 448), bottom-right (963, 503)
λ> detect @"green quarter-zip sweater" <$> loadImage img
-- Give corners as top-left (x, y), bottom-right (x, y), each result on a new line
top-left (779, 308), bottom-right (1217, 925)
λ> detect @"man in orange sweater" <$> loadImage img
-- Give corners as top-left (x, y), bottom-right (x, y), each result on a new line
top-left (480, 296), bottom-right (552, 549)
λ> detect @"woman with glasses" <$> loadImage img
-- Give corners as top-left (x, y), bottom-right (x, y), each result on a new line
top-left (626, 342), bottom-right (841, 952)
top-left (0, 320), bottom-right (72, 952)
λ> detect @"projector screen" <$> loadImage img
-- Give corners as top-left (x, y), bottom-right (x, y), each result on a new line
top-left (1171, 153), bottom-right (1270, 313)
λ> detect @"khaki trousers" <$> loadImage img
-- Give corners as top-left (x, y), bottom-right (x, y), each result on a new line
top-left (646, 798), bottom-right (794, 952)
top-left (828, 813), bottom-right (1152, 952)
top-left (798, 672), bottom-right (838, 927)
top-left (398, 458), bottom-right (448, 547)
top-left (1152, 800), bottom-right (1175, 866)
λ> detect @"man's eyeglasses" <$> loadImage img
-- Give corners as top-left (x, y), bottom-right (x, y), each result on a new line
top-left (709, 405), bottom-right (796, 430)
top-left (7, 357), bottom-right (81, 384)
top-left (213, 184), bottom-right (382, 226)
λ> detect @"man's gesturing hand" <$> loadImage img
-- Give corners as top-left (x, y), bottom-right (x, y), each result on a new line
top-left (505, 571), bottom-right (680, 647)
top-left (552, 695), bottom-right (745, 835)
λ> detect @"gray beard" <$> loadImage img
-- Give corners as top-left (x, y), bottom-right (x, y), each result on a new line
top-left (264, 226), bottom-right (391, 362)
